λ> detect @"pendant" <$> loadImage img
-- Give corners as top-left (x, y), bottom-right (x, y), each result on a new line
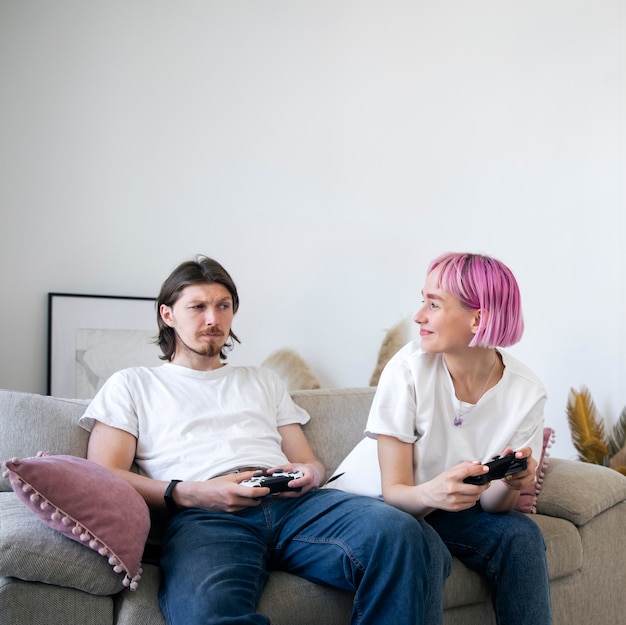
top-left (454, 416), bottom-right (463, 427)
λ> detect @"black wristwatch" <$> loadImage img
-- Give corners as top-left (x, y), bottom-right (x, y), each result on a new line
top-left (164, 479), bottom-right (182, 515)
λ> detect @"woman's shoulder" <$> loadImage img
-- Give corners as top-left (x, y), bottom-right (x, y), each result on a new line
top-left (392, 341), bottom-right (441, 368)
top-left (499, 349), bottom-right (546, 393)
top-left (379, 342), bottom-right (443, 384)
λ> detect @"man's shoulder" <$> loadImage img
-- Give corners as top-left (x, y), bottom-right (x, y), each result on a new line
top-left (109, 364), bottom-right (163, 383)
top-left (229, 364), bottom-right (284, 385)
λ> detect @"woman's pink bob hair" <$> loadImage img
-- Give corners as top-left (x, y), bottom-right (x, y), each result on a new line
top-left (427, 252), bottom-right (524, 348)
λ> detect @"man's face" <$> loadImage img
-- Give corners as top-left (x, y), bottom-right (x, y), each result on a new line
top-left (160, 283), bottom-right (234, 368)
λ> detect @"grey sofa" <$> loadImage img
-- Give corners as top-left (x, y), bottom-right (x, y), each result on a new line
top-left (2, 387), bottom-right (626, 625)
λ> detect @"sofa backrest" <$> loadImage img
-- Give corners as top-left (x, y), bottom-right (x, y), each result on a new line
top-left (0, 389), bottom-right (90, 492)
top-left (293, 387), bottom-right (374, 477)
top-left (0, 386), bottom-right (375, 492)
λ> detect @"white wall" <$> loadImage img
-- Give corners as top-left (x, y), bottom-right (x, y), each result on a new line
top-left (1, 1), bottom-right (624, 461)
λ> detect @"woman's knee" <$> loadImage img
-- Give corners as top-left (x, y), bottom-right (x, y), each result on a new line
top-left (511, 513), bottom-right (545, 540)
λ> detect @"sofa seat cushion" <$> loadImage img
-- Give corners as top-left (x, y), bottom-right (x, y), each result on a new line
top-left (258, 571), bottom-right (354, 625)
top-left (113, 564), bottom-right (166, 625)
top-left (443, 559), bottom-right (491, 609)
top-left (0, 576), bottom-right (114, 625)
top-left (531, 514), bottom-right (582, 580)
top-left (0, 493), bottom-right (131, 596)
top-left (113, 566), bottom-right (356, 625)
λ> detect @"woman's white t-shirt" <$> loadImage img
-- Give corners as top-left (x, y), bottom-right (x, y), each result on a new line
top-left (327, 342), bottom-right (546, 498)
top-left (79, 363), bottom-right (310, 482)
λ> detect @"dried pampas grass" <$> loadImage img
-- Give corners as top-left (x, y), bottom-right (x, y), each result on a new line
top-left (566, 386), bottom-right (608, 465)
top-left (261, 348), bottom-right (321, 391)
top-left (369, 317), bottom-right (413, 386)
top-left (566, 386), bottom-right (626, 475)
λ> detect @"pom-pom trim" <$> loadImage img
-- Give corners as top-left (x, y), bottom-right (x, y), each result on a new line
top-left (5, 455), bottom-right (143, 590)
top-left (530, 428), bottom-right (556, 513)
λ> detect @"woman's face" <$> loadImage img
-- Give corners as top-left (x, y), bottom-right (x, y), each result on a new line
top-left (413, 270), bottom-right (479, 354)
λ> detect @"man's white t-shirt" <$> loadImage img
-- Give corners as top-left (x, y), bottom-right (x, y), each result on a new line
top-left (326, 342), bottom-right (546, 498)
top-left (79, 363), bottom-right (310, 482)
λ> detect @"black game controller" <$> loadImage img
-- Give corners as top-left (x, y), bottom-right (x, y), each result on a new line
top-left (240, 470), bottom-right (304, 494)
top-left (463, 453), bottom-right (527, 485)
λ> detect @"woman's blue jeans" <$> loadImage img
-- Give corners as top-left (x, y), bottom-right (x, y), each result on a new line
top-left (158, 488), bottom-right (450, 625)
top-left (426, 504), bottom-right (552, 625)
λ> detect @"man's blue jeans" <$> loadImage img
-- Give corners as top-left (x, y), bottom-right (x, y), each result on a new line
top-left (426, 504), bottom-right (552, 625)
top-left (158, 488), bottom-right (450, 625)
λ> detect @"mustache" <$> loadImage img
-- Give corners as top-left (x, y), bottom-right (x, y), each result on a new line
top-left (200, 329), bottom-right (225, 338)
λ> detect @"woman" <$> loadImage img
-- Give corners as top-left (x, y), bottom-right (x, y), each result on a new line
top-left (329, 252), bottom-right (551, 625)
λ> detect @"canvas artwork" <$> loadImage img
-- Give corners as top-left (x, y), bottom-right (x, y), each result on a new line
top-left (74, 328), bottom-right (162, 398)
top-left (48, 294), bottom-right (160, 398)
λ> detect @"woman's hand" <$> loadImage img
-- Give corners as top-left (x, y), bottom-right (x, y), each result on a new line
top-left (479, 447), bottom-right (536, 513)
top-left (498, 447), bottom-right (537, 491)
top-left (378, 435), bottom-right (490, 518)
top-left (417, 461), bottom-right (492, 513)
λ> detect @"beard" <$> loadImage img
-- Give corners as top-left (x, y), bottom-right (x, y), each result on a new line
top-left (175, 330), bottom-right (226, 359)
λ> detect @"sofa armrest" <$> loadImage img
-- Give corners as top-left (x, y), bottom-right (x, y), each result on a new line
top-left (536, 457), bottom-right (626, 526)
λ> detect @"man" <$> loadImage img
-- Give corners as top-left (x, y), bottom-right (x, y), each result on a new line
top-left (80, 255), bottom-right (449, 625)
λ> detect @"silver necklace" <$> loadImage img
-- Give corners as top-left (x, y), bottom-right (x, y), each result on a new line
top-left (453, 356), bottom-right (498, 427)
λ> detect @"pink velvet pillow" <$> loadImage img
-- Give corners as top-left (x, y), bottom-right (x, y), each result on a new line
top-left (3, 453), bottom-right (150, 589)
top-left (514, 427), bottom-right (555, 513)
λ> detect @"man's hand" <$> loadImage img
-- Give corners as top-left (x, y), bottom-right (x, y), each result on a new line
top-left (174, 472), bottom-right (272, 513)
top-left (265, 463), bottom-right (323, 497)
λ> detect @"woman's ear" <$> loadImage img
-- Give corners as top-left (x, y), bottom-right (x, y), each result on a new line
top-left (471, 309), bottom-right (488, 335)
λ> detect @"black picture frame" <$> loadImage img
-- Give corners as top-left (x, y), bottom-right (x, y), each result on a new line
top-left (47, 293), bottom-right (160, 398)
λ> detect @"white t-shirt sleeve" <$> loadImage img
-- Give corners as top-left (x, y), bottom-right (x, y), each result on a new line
top-left (266, 369), bottom-right (310, 428)
top-left (365, 343), bottom-right (421, 444)
top-left (79, 369), bottom-right (139, 436)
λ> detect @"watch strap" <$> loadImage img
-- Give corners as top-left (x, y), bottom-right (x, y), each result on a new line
top-left (164, 479), bottom-right (182, 515)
